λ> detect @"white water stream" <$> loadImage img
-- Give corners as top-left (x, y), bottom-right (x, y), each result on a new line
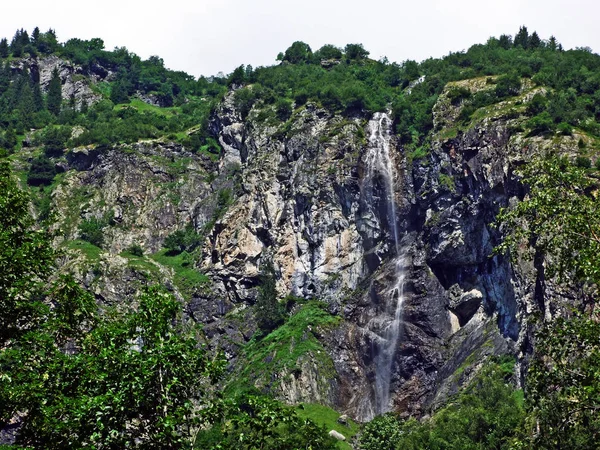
top-left (364, 112), bottom-right (406, 416)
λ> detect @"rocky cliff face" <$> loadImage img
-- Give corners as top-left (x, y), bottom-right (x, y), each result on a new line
top-left (49, 78), bottom-right (583, 422)
top-left (195, 80), bottom-right (583, 420)
top-left (14, 54), bottom-right (109, 108)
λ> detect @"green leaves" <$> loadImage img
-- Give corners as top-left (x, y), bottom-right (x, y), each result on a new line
top-left (197, 394), bottom-right (337, 450)
top-left (497, 154), bottom-right (600, 290)
top-left (358, 358), bottom-right (525, 450)
top-left (3, 286), bottom-right (221, 449)
top-left (526, 316), bottom-right (600, 449)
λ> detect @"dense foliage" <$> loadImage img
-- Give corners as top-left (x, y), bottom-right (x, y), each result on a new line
top-left (359, 357), bottom-right (525, 450)
top-left (0, 159), bottom-right (334, 449)
top-left (497, 155), bottom-right (600, 447)
top-left (225, 26), bottom-right (600, 153)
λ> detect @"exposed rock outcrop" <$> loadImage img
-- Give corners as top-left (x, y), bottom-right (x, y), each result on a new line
top-left (46, 78), bottom-right (582, 423)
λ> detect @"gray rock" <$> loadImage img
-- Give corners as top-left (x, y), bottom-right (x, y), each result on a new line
top-left (328, 430), bottom-right (346, 441)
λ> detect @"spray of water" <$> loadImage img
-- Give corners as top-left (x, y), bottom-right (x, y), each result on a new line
top-left (364, 112), bottom-right (406, 416)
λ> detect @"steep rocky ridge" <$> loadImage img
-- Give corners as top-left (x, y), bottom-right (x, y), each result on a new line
top-left (14, 55), bottom-right (108, 108)
top-left (196, 80), bottom-right (585, 420)
top-left (41, 77), bottom-right (587, 422)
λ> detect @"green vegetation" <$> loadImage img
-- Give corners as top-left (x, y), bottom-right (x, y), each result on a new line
top-left (3, 23), bottom-right (600, 449)
top-left (78, 215), bottom-right (108, 248)
top-left (151, 249), bottom-right (209, 294)
top-left (254, 261), bottom-right (286, 335)
top-left (195, 394), bottom-right (337, 450)
top-left (0, 162), bottom-right (334, 449)
top-left (497, 154), bottom-right (600, 447)
top-left (296, 403), bottom-right (359, 450)
top-left (359, 357), bottom-right (524, 450)
top-left (237, 300), bottom-right (340, 394)
top-left (67, 239), bottom-right (103, 261)
top-left (163, 225), bottom-right (203, 255)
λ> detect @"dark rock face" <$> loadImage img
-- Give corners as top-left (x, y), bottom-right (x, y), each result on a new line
top-left (53, 82), bottom-right (566, 422)
top-left (195, 88), bottom-right (542, 421)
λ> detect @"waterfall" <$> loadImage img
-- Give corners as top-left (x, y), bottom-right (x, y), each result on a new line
top-left (364, 112), bottom-right (407, 417)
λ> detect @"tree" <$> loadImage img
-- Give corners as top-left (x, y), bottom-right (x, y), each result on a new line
top-left (495, 72), bottom-right (521, 98)
top-left (0, 38), bottom-right (8, 58)
top-left (359, 358), bottom-right (525, 450)
top-left (498, 34), bottom-right (513, 50)
top-left (0, 162), bottom-right (54, 345)
top-left (201, 394), bottom-right (337, 449)
top-left (497, 155), bottom-right (600, 447)
top-left (2, 284), bottom-right (223, 449)
top-left (529, 31), bottom-right (542, 49)
top-left (282, 41), bottom-right (313, 64)
top-left (47, 67), bottom-right (62, 116)
top-left (31, 27), bottom-right (40, 46)
top-left (32, 80), bottom-right (44, 112)
top-left (344, 43), bottom-right (369, 60)
top-left (514, 26), bottom-right (530, 49)
top-left (525, 316), bottom-right (600, 449)
top-left (315, 44), bottom-right (342, 60)
top-left (27, 155), bottom-right (56, 186)
top-left (254, 261), bottom-right (285, 335)
top-left (0, 161), bottom-right (228, 447)
top-left (227, 65), bottom-right (246, 87)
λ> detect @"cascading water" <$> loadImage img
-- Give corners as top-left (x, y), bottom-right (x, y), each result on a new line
top-left (363, 112), bottom-right (407, 417)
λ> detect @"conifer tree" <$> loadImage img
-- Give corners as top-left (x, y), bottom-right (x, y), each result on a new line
top-left (18, 81), bottom-right (36, 129)
top-left (0, 38), bottom-right (8, 58)
top-left (47, 67), bottom-right (62, 116)
top-left (514, 26), bottom-right (529, 49)
top-left (529, 31), bottom-right (542, 49)
top-left (31, 27), bottom-right (40, 46)
top-left (32, 81), bottom-right (44, 112)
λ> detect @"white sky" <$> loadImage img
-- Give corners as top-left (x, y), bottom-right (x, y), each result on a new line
top-left (1, 0), bottom-right (598, 78)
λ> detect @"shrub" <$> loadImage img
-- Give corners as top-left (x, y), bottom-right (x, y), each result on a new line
top-left (447, 86), bottom-right (471, 105)
top-left (526, 112), bottom-right (555, 135)
top-left (79, 217), bottom-right (107, 248)
top-left (575, 156), bottom-right (591, 169)
top-left (163, 226), bottom-right (202, 255)
top-left (527, 93), bottom-right (547, 115)
top-left (495, 73), bottom-right (521, 98)
top-left (126, 243), bottom-right (144, 256)
top-left (557, 122), bottom-right (573, 136)
top-left (27, 156), bottom-right (56, 186)
top-left (275, 98), bottom-right (293, 121)
top-left (255, 261), bottom-right (285, 336)
top-left (42, 126), bottom-right (72, 157)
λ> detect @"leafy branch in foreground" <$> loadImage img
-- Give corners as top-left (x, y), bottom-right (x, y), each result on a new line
top-left (496, 153), bottom-right (600, 448)
top-left (496, 154), bottom-right (600, 292)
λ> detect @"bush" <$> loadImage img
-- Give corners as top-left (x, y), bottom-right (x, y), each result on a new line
top-left (126, 243), bottom-right (144, 256)
top-left (79, 217), bottom-right (107, 248)
top-left (557, 122), bottom-right (573, 135)
top-left (275, 98), bottom-right (293, 121)
top-left (42, 126), bottom-right (71, 157)
top-left (495, 73), bottom-right (521, 98)
top-left (575, 156), bottom-right (591, 169)
top-left (255, 261), bottom-right (285, 336)
top-left (527, 93), bottom-right (547, 115)
top-left (447, 86), bottom-right (471, 105)
top-left (163, 226), bottom-right (202, 255)
top-left (27, 156), bottom-right (56, 186)
top-left (359, 357), bottom-right (524, 450)
top-left (526, 111), bottom-right (555, 135)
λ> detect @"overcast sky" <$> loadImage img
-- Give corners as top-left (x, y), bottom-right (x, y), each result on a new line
top-left (1, 1), bottom-right (598, 78)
